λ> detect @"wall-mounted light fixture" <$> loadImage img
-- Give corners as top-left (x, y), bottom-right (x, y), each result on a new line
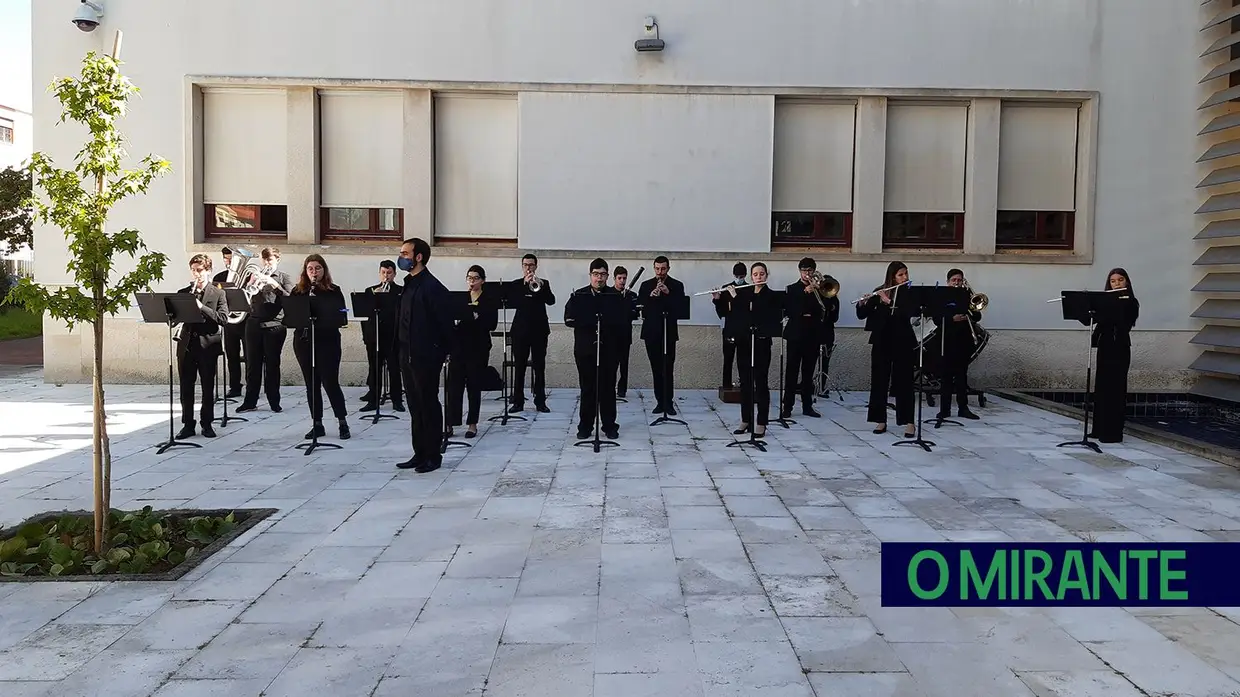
top-left (72, 0), bottom-right (104, 32)
top-left (635, 16), bottom-right (665, 52)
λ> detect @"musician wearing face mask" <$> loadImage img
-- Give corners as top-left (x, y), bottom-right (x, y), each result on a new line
top-left (936, 269), bottom-right (981, 421)
top-left (396, 237), bottom-right (456, 473)
top-left (613, 265), bottom-right (639, 399)
top-left (291, 255), bottom-right (351, 441)
top-left (176, 254), bottom-right (229, 439)
top-left (638, 255), bottom-right (687, 416)
top-left (360, 260), bottom-right (405, 412)
top-left (237, 247), bottom-right (296, 414)
top-left (507, 253), bottom-right (555, 414)
top-left (713, 262), bottom-right (748, 390)
top-left (210, 246), bottom-right (244, 398)
top-left (446, 265), bottom-right (499, 440)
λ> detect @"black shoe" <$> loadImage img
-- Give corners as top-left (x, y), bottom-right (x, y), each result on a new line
top-left (271, 404), bottom-right (283, 413)
top-left (618, 390), bottom-right (627, 399)
top-left (733, 424), bottom-right (750, 435)
top-left (176, 424), bottom-right (195, 439)
top-left (304, 422), bottom-right (326, 440)
top-left (509, 403), bottom-right (525, 414)
top-left (802, 407), bottom-right (821, 418)
top-left (958, 409), bottom-right (979, 420)
top-left (936, 411), bottom-right (951, 420)
top-left (415, 458), bottom-right (442, 474)
top-left (392, 402), bottom-right (406, 412)
top-left (359, 402), bottom-right (378, 412)
top-left (576, 428), bottom-right (591, 439)
top-left (445, 427), bottom-right (455, 437)
top-left (201, 425), bottom-right (217, 438)
top-left (465, 429), bottom-right (477, 439)
top-left (604, 426), bottom-right (619, 439)
top-left (779, 409), bottom-right (792, 420)
top-left (397, 457), bottom-right (420, 470)
top-left (226, 389), bottom-right (242, 399)
top-left (653, 404), bottom-right (665, 415)
top-left (666, 403), bottom-right (677, 416)
top-left (536, 403), bottom-right (550, 413)
top-left (236, 403), bottom-right (257, 413)
top-left (338, 420), bottom-right (351, 439)
top-left (360, 392), bottom-right (373, 403)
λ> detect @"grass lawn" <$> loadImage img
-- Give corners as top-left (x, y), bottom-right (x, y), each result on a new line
top-left (0, 306), bottom-right (42, 340)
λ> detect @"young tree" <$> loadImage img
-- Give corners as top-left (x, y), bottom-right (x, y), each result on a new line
top-left (6, 36), bottom-right (171, 554)
top-left (0, 165), bottom-right (34, 255)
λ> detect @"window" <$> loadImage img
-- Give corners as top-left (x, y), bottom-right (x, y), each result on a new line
top-left (883, 103), bottom-right (968, 250)
top-left (319, 90), bottom-right (405, 242)
top-left (882, 212), bottom-right (964, 248)
top-left (0, 120), bottom-right (12, 144)
top-left (202, 87), bottom-right (289, 239)
top-left (321, 207), bottom-right (403, 241)
top-left (205, 204), bottom-right (288, 238)
top-left (434, 93), bottom-right (518, 240)
top-left (770, 100), bottom-right (856, 247)
top-left (996, 103), bottom-right (1079, 251)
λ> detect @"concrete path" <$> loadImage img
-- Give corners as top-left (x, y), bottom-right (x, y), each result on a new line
top-left (1, 376), bottom-right (1239, 696)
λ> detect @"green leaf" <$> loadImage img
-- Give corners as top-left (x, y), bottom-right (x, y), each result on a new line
top-left (48, 563), bottom-right (64, 576)
top-left (106, 547), bottom-right (131, 563)
top-left (167, 550), bottom-right (184, 566)
top-left (184, 547), bottom-right (197, 560)
top-left (90, 559), bottom-right (108, 574)
top-left (48, 543), bottom-right (74, 566)
top-left (150, 523), bottom-right (163, 539)
top-left (0, 536), bottom-right (26, 562)
top-left (112, 532), bottom-right (129, 545)
top-left (18, 523), bottom-right (45, 540)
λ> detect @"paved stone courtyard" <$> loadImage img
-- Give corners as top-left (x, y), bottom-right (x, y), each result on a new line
top-left (3, 367), bottom-right (1240, 696)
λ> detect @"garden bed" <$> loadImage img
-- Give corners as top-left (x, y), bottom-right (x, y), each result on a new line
top-left (0, 506), bottom-right (276, 582)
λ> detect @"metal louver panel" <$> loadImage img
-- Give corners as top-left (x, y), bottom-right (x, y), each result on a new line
top-left (1192, 299), bottom-right (1240, 321)
top-left (1192, 375), bottom-right (1240, 401)
top-left (1198, 164), bottom-right (1240, 187)
top-left (1206, 5), bottom-right (1240, 30)
top-left (1194, 245), bottom-right (1240, 265)
top-left (1199, 111), bottom-right (1240, 134)
top-left (1192, 272), bottom-right (1240, 292)
top-left (1197, 219), bottom-right (1240, 239)
top-left (1191, 325), bottom-right (1240, 348)
top-left (1198, 140), bottom-right (1240, 162)
top-left (1189, 350), bottom-right (1240, 375)
top-left (1196, 192), bottom-right (1240, 214)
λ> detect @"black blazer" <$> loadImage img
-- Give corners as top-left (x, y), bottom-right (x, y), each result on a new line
top-left (783, 280), bottom-right (840, 344)
top-left (723, 286), bottom-right (784, 340)
top-left (454, 289), bottom-right (500, 358)
top-left (638, 276), bottom-right (686, 343)
top-left (361, 280), bottom-right (403, 347)
top-left (713, 279), bottom-right (746, 341)
top-left (617, 287), bottom-right (640, 345)
top-left (1088, 295), bottom-right (1140, 349)
top-left (248, 270), bottom-right (297, 327)
top-left (398, 269), bottom-right (456, 365)
top-left (176, 283), bottom-right (228, 353)
top-left (936, 304), bottom-right (982, 347)
top-left (856, 287), bottom-right (916, 348)
top-left (507, 278), bottom-right (556, 340)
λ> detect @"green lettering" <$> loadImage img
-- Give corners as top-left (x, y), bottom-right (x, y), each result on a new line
top-left (1159, 550), bottom-right (1188, 601)
top-left (1130, 550), bottom-right (1157, 600)
top-left (961, 550), bottom-right (1005, 600)
top-left (1010, 545), bottom-right (1019, 600)
top-left (1092, 549), bottom-right (1126, 599)
top-left (1056, 550), bottom-right (1091, 600)
top-left (909, 550), bottom-right (949, 600)
top-left (1023, 550), bottom-right (1054, 600)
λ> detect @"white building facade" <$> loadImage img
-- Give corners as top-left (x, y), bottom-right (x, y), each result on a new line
top-left (28, 0), bottom-right (1237, 398)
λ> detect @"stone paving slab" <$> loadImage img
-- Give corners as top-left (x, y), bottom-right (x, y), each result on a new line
top-left (2, 373), bottom-right (1240, 696)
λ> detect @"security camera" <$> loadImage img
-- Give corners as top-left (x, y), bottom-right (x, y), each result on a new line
top-left (635, 15), bottom-right (665, 52)
top-left (72, 1), bottom-right (103, 33)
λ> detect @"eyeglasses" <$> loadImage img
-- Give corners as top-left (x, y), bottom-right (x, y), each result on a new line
top-left (590, 271), bottom-right (608, 278)
top-left (466, 275), bottom-right (482, 281)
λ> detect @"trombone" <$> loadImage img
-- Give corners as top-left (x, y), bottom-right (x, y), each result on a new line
top-left (692, 280), bottom-right (768, 296)
top-left (807, 270), bottom-right (840, 311)
top-left (962, 280), bottom-right (987, 343)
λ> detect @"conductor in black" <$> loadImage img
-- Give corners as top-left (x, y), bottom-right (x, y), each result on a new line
top-left (638, 256), bottom-right (686, 415)
top-left (508, 253), bottom-right (555, 413)
top-left (396, 237), bottom-right (455, 473)
top-left (565, 258), bottom-right (624, 440)
top-left (177, 254), bottom-right (229, 439)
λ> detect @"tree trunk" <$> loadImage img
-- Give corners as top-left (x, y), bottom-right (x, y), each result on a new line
top-left (91, 302), bottom-right (110, 554)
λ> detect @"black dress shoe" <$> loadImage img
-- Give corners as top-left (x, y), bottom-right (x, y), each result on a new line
top-left (176, 424), bottom-right (195, 439)
top-left (666, 403), bottom-right (678, 416)
top-left (397, 457), bottom-right (420, 470)
top-left (576, 429), bottom-right (591, 440)
top-left (779, 409), bottom-right (792, 420)
top-left (536, 403), bottom-right (550, 413)
top-left (201, 425), bottom-right (217, 438)
top-left (802, 407), bottom-right (821, 418)
top-left (936, 411), bottom-right (952, 421)
top-left (652, 405), bottom-right (665, 415)
top-left (958, 410), bottom-right (980, 420)
top-left (733, 425), bottom-right (749, 435)
top-left (392, 402), bottom-right (406, 412)
top-left (271, 404), bottom-right (283, 413)
top-left (226, 389), bottom-right (242, 399)
top-left (236, 404), bottom-right (257, 413)
top-left (415, 458), bottom-right (442, 474)
top-left (360, 392), bottom-right (373, 403)
top-left (304, 422), bottom-right (326, 439)
top-left (604, 426), bottom-right (619, 439)
top-left (359, 402), bottom-right (378, 412)
top-left (338, 420), bottom-right (351, 440)
top-left (465, 429), bottom-right (477, 439)
top-left (509, 403), bottom-right (525, 414)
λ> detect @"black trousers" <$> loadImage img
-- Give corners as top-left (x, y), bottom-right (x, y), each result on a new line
top-left (178, 344), bottom-right (218, 426)
top-left (512, 333), bottom-right (548, 405)
top-left (644, 338), bottom-right (677, 408)
top-left (1092, 343), bottom-right (1131, 443)
top-left (446, 350), bottom-right (487, 427)
top-left (401, 349), bottom-right (445, 462)
top-left (576, 344), bottom-right (618, 432)
top-left (868, 343), bottom-right (915, 425)
top-left (294, 332), bottom-right (347, 422)
top-left (782, 339), bottom-right (818, 411)
top-left (939, 339), bottom-right (973, 413)
top-left (736, 336), bottom-right (772, 427)
top-left (222, 322), bottom-right (244, 392)
top-left (616, 340), bottom-right (632, 395)
top-left (722, 338), bottom-right (737, 386)
top-left (243, 320), bottom-right (286, 407)
top-left (364, 338), bottom-right (404, 405)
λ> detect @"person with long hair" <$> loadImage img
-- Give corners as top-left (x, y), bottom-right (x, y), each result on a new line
top-left (290, 254), bottom-right (350, 441)
top-left (446, 265), bottom-right (499, 439)
top-left (857, 261), bottom-right (916, 437)
top-left (1088, 267), bottom-right (1139, 443)
top-left (717, 262), bottom-right (780, 438)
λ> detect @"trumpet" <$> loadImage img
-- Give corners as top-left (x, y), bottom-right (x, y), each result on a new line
top-left (692, 280), bottom-right (768, 296)
top-left (527, 273), bottom-right (542, 293)
top-left (852, 281), bottom-right (911, 304)
top-left (376, 280), bottom-right (392, 293)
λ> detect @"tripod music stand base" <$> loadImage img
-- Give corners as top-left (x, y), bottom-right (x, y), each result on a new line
top-left (726, 436), bottom-right (767, 452)
top-left (1057, 438), bottom-right (1102, 453)
top-left (441, 439), bottom-right (472, 453)
top-left (893, 437), bottom-right (935, 452)
top-left (574, 437), bottom-right (619, 453)
top-left (773, 417), bottom-right (795, 430)
top-left (359, 412), bottom-right (400, 424)
top-left (924, 417), bottom-right (962, 430)
top-left (296, 439), bottom-right (343, 456)
top-left (488, 413), bottom-right (528, 425)
top-left (155, 440), bottom-right (201, 456)
top-left (649, 416), bottom-right (687, 427)
top-left (214, 415), bottom-right (248, 427)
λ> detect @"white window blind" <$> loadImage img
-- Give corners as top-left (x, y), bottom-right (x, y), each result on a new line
top-left (202, 87), bottom-right (288, 205)
top-left (772, 101), bottom-right (856, 212)
top-left (319, 90), bottom-right (404, 208)
top-left (998, 104), bottom-right (1079, 211)
top-left (434, 93), bottom-right (518, 239)
top-left (884, 104), bottom-right (968, 212)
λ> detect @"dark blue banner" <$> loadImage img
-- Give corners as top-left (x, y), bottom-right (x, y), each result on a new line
top-left (880, 542), bottom-right (1240, 607)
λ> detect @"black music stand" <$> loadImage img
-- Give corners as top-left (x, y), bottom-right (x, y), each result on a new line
top-left (488, 280), bottom-right (528, 425)
top-left (568, 290), bottom-right (625, 453)
top-left (213, 287), bottom-right (250, 425)
top-left (773, 290), bottom-right (798, 430)
top-left (283, 294), bottom-right (345, 456)
top-left (889, 285), bottom-right (951, 453)
top-left (616, 289), bottom-right (640, 404)
top-left (647, 293), bottom-right (690, 428)
top-left (351, 291), bottom-right (400, 425)
top-left (1056, 290), bottom-right (1124, 453)
top-left (136, 293), bottom-right (203, 455)
top-left (924, 286), bottom-right (971, 430)
top-left (440, 291), bottom-right (476, 453)
top-left (726, 291), bottom-right (782, 452)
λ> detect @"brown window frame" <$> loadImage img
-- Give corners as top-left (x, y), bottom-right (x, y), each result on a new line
top-left (771, 212), bottom-right (853, 248)
top-left (882, 212), bottom-right (965, 250)
top-left (996, 210), bottom-right (1075, 250)
top-left (320, 207), bottom-right (404, 242)
top-left (0, 124), bottom-right (13, 144)
top-left (204, 204), bottom-right (288, 240)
